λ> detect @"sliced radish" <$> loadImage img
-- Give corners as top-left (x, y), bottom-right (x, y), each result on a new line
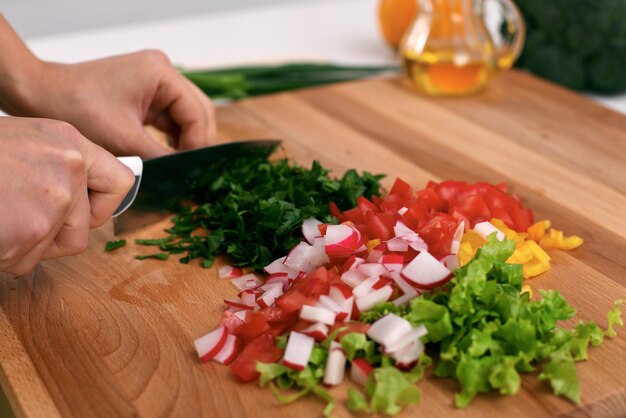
top-left (350, 358), bottom-right (373, 386)
top-left (323, 341), bottom-right (347, 386)
top-left (401, 251), bottom-right (452, 289)
top-left (329, 283), bottom-right (353, 300)
top-left (213, 334), bottom-right (240, 365)
top-left (223, 298), bottom-right (253, 310)
top-left (302, 218), bottom-right (323, 244)
top-left (386, 237), bottom-right (409, 252)
top-left (317, 295), bottom-right (346, 313)
top-left (352, 276), bottom-right (380, 298)
top-left (441, 254), bottom-right (460, 271)
top-left (218, 265), bottom-right (243, 279)
top-left (339, 297), bottom-right (354, 322)
top-left (301, 322), bottom-right (329, 342)
top-left (367, 314), bottom-right (413, 347)
top-left (324, 224), bottom-right (362, 256)
top-left (233, 310), bottom-right (247, 322)
top-left (380, 254), bottom-right (404, 272)
top-left (392, 291), bottom-right (417, 306)
top-left (284, 242), bottom-right (318, 273)
top-left (356, 285), bottom-right (393, 312)
top-left (394, 221), bottom-right (418, 237)
top-left (194, 326), bottom-right (228, 362)
top-left (372, 277), bottom-right (393, 290)
top-left (310, 236), bottom-right (330, 268)
top-left (300, 305), bottom-right (336, 325)
top-left (341, 269), bottom-right (368, 288)
top-left (264, 256), bottom-right (287, 274)
top-left (474, 221), bottom-right (506, 241)
top-left (392, 340), bottom-right (424, 370)
top-left (356, 263), bottom-right (387, 278)
top-left (391, 275), bottom-right (416, 295)
top-left (366, 248), bottom-right (384, 263)
top-left (407, 237), bottom-right (428, 252)
top-left (384, 325), bottom-right (428, 354)
top-left (266, 274), bottom-right (290, 291)
top-left (340, 256), bottom-right (365, 273)
top-left (450, 221), bottom-right (465, 255)
top-left (230, 273), bottom-right (261, 291)
top-left (397, 207), bottom-right (408, 216)
top-left (282, 331), bottom-right (315, 370)
top-left (257, 285), bottom-right (284, 309)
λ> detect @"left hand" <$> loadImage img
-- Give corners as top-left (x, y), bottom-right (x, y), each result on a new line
top-left (16, 50), bottom-right (216, 158)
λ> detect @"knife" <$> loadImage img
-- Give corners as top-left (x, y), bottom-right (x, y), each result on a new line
top-left (113, 139), bottom-right (281, 233)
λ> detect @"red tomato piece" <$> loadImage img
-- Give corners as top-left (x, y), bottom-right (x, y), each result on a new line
top-left (329, 202), bottom-right (343, 221)
top-left (433, 180), bottom-right (465, 201)
top-left (276, 267), bottom-right (331, 312)
top-left (234, 311), bottom-right (270, 341)
top-left (365, 211), bottom-right (394, 241)
top-left (389, 178), bottom-right (414, 200)
top-left (417, 188), bottom-right (447, 212)
top-left (357, 196), bottom-right (379, 214)
top-left (231, 333), bottom-right (283, 382)
top-left (418, 214), bottom-right (460, 258)
top-left (342, 207), bottom-right (365, 224)
top-left (453, 194), bottom-right (491, 226)
top-left (259, 306), bottom-right (298, 323)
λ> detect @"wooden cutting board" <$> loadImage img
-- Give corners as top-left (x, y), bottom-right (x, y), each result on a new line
top-left (1, 71), bottom-right (626, 418)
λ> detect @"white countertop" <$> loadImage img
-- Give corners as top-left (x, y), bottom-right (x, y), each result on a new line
top-left (22, 0), bottom-right (626, 115)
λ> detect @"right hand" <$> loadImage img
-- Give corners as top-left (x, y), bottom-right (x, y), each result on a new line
top-left (0, 117), bottom-right (135, 275)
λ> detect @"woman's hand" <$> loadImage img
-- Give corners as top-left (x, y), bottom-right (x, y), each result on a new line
top-left (10, 50), bottom-right (217, 159)
top-left (0, 117), bottom-right (135, 275)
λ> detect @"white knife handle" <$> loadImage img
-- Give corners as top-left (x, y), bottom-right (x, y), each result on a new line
top-left (113, 156), bottom-right (143, 217)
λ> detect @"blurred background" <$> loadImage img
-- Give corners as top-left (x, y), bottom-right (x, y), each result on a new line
top-left (0, 0), bottom-right (313, 37)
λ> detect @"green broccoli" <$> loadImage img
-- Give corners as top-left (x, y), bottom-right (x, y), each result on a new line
top-left (515, 0), bottom-right (626, 94)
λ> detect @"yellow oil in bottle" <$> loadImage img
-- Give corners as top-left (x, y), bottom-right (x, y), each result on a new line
top-left (402, 50), bottom-right (492, 96)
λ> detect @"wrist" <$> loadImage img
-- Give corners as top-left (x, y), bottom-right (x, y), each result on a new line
top-left (0, 55), bottom-right (50, 116)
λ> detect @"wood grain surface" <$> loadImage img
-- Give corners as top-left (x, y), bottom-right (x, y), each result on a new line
top-left (1, 71), bottom-right (626, 418)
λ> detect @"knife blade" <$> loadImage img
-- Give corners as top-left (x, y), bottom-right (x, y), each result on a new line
top-left (113, 139), bottom-right (281, 234)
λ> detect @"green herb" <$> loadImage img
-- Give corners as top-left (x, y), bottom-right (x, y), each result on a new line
top-left (135, 253), bottom-right (169, 261)
top-left (184, 62), bottom-right (400, 100)
top-left (104, 240), bottom-right (126, 251)
top-left (137, 147), bottom-right (383, 270)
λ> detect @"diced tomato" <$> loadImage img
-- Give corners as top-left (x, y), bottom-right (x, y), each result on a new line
top-left (235, 311), bottom-right (270, 340)
top-left (231, 333), bottom-right (283, 382)
top-left (379, 193), bottom-right (403, 215)
top-left (389, 178), bottom-right (414, 200)
top-left (258, 306), bottom-right (297, 323)
top-left (365, 212), bottom-right (394, 241)
top-left (401, 201), bottom-right (429, 230)
top-left (318, 223), bottom-right (328, 236)
top-left (507, 201), bottom-right (534, 232)
top-left (342, 207), bottom-right (365, 224)
top-left (452, 194), bottom-right (491, 225)
top-left (432, 180), bottom-right (464, 201)
top-left (483, 187), bottom-right (509, 210)
top-left (357, 196), bottom-right (379, 214)
top-left (219, 311), bottom-right (245, 333)
top-left (417, 188), bottom-right (447, 212)
top-left (418, 214), bottom-right (460, 258)
top-left (329, 202), bottom-right (342, 221)
top-left (276, 267), bottom-right (331, 312)
top-left (291, 319), bottom-right (314, 332)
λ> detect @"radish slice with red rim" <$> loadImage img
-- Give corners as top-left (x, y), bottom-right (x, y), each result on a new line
top-left (302, 218), bottom-right (323, 244)
top-left (194, 326), bottom-right (228, 363)
top-left (355, 285), bottom-right (393, 312)
top-left (450, 221), bottom-right (465, 255)
top-left (213, 334), bottom-right (240, 365)
top-left (323, 341), bottom-right (347, 386)
top-left (282, 331), bottom-right (315, 370)
top-left (401, 251), bottom-right (451, 289)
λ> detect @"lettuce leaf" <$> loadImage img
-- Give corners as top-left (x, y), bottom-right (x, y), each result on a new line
top-left (365, 367), bottom-right (421, 415)
top-left (606, 299), bottom-right (624, 338)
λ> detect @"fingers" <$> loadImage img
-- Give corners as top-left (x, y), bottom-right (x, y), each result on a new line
top-left (41, 187), bottom-right (91, 260)
top-left (83, 142), bottom-right (136, 227)
top-left (151, 67), bottom-right (216, 151)
top-left (118, 117), bottom-right (172, 159)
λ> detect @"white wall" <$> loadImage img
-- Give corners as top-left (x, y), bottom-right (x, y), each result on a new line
top-left (0, 0), bottom-right (314, 38)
